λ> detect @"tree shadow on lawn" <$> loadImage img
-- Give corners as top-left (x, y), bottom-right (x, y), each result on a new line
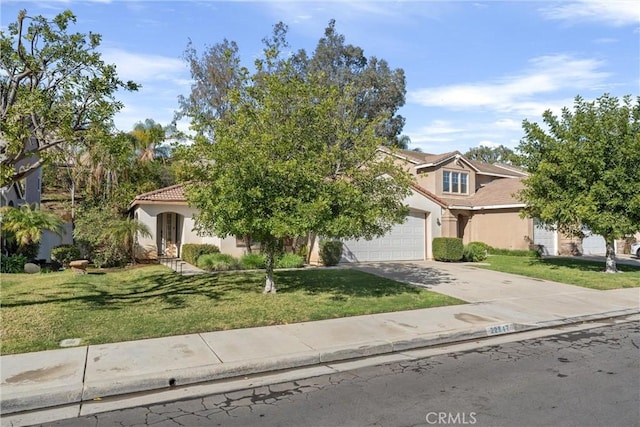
top-left (2, 271), bottom-right (261, 310)
top-left (535, 257), bottom-right (640, 273)
top-left (346, 263), bottom-right (456, 289)
top-left (275, 266), bottom-right (455, 297)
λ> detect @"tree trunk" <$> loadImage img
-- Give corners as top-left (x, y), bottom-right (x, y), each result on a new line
top-left (244, 234), bottom-right (252, 254)
top-left (306, 233), bottom-right (317, 264)
top-left (263, 239), bottom-right (276, 294)
top-left (604, 238), bottom-right (618, 273)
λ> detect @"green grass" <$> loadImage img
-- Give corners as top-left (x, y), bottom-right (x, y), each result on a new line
top-left (0, 265), bottom-right (464, 355)
top-left (478, 255), bottom-right (640, 290)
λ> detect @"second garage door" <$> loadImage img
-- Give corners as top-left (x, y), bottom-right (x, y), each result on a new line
top-left (341, 211), bottom-right (426, 262)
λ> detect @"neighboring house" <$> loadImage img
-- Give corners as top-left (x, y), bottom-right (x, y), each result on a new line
top-left (387, 149), bottom-right (532, 253)
top-left (1, 151), bottom-right (71, 261)
top-left (129, 149), bottom-right (521, 263)
top-left (129, 148), bottom-right (631, 263)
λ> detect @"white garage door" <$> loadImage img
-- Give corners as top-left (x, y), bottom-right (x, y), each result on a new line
top-left (533, 219), bottom-right (557, 256)
top-left (582, 233), bottom-right (606, 255)
top-left (341, 211), bottom-right (425, 262)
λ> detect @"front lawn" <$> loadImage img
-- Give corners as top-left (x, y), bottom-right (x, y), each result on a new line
top-left (0, 265), bottom-right (464, 355)
top-left (478, 255), bottom-right (640, 290)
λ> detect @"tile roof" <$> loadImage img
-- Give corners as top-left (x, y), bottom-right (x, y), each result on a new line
top-left (441, 178), bottom-right (525, 208)
top-left (131, 184), bottom-right (186, 204)
top-left (398, 149), bottom-right (466, 166)
top-left (467, 160), bottom-right (527, 177)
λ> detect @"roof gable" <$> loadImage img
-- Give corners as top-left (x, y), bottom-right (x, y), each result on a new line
top-left (443, 177), bottom-right (525, 209)
top-left (130, 184), bottom-right (186, 208)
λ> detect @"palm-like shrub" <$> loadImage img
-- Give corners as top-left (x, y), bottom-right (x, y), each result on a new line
top-left (105, 218), bottom-right (152, 264)
top-left (0, 204), bottom-right (63, 259)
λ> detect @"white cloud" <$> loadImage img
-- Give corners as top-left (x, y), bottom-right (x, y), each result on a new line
top-left (494, 118), bottom-right (521, 130)
top-left (100, 49), bottom-right (190, 131)
top-left (101, 48), bottom-right (186, 84)
top-left (408, 55), bottom-right (609, 115)
top-left (405, 120), bottom-right (463, 145)
top-left (477, 140), bottom-right (501, 148)
top-left (540, 0), bottom-right (640, 27)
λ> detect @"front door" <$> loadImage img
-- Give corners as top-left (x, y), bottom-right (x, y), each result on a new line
top-left (159, 213), bottom-right (181, 257)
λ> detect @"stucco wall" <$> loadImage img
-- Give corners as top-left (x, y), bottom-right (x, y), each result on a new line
top-left (134, 203), bottom-right (257, 259)
top-left (404, 190), bottom-right (444, 260)
top-left (465, 208), bottom-right (532, 250)
top-left (430, 158), bottom-right (476, 198)
top-left (133, 203), bottom-right (223, 260)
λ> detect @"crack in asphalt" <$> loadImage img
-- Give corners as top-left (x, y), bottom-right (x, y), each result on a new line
top-left (41, 321), bottom-right (639, 426)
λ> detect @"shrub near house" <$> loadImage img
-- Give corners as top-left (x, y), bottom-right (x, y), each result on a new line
top-left (433, 238), bottom-right (464, 262)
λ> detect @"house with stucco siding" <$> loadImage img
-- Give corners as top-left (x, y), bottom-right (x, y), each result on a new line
top-left (129, 148), bottom-right (625, 262)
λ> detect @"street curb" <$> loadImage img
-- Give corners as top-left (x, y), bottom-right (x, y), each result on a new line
top-left (2, 308), bottom-right (639, 416)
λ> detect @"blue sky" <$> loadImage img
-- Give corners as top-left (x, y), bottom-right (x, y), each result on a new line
top-left (2, 1), bottom-right (638, 154)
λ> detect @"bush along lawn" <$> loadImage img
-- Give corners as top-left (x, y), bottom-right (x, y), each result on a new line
top-left (478, 255), bottom-right (640, 290)
top-left (0, 265), bottom-right (465, 355)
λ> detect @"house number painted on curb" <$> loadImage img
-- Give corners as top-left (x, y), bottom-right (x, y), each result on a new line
top-left (486, 323), bottom-right (515, 336)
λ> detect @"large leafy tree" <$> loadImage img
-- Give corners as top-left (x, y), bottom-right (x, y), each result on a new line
top-left (294, 20), bottom-right (407, 148)
top-left (517, 94), bottom-right (640, 273)
top-left (0, 9), bottom-right (138, 187)
top-left (176, 39), bottom-right (244, 139)
top-left (183, 34), bottom-right (413, 293)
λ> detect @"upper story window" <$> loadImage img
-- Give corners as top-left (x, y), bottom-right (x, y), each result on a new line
top-left (443, 171), bottom-right (468, 194)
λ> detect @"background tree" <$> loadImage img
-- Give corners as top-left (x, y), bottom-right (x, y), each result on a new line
top-left (464, 144), bottom-right (516, 164)
top-left (182, 33), bottom-right (413, 294)
top-left (176, 39), bottom-right (244, 139)
top-left (517, 94), bottom-right (640, 273)
top-left (0, 9), bottom-right (138, 187)
top-left (293, 20), bottom-right (407, 148)
top-left (130, 119), bottom-right (167, 162)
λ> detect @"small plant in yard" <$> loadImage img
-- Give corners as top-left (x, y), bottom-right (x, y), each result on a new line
top-left (276, 253), bottom-right (305, 269)
top-left (197, 253), bottom-right (238, 271)
top-left (462, 242), bottom-right (488, 262)
top-left (0, 254), bottom-right (28, 273)
top-left (319, 240), bottom-right (343, 266)
top-left (239, 253), bottom-right (266, 269)
top-left (51, 245), bottom-right (82, 267)
top-left (182, 244), bottom-right (220, 265)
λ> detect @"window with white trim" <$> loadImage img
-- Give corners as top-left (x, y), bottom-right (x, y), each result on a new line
top-left (443, 171), bottom-right (469, 194)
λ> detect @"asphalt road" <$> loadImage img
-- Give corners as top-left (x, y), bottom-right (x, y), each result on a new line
top-left (43, 321), bottom-right (640, 427)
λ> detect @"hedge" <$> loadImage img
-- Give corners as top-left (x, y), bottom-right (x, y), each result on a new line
top-left (319, 240), bottom-right (343, 266)
top-left (239, 253), bottom-right (267, 270)
top-left (487, 247), bottom-right (540, 257)
top-left (276, 253), bottom-right (305, 269)
top-left (432, 237), bottom-right (464, 262)
top-left (181, 244), bottom-right (220, 265)
top-left (51, 245), bottom-right (82, 266)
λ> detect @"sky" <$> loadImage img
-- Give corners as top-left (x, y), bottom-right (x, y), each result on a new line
top-left (1, 0), bottom-right (639, 154)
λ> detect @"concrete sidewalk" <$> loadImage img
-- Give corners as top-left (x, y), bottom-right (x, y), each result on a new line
top-left (1, 261), bottom-right (639, 421)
